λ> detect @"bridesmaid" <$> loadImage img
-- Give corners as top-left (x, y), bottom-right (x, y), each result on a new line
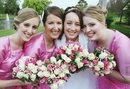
top-left (82, 5), bottom-right (130, 89)
top-left (55, 6), bottom-right (97, 89)
top-left (24, 6), bottom-right (63, 89)
top-left (0, 8), bottom-right (41, 89)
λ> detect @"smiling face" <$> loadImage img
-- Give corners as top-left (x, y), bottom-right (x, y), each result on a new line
top-left (64, 12), bottom-right (80, 41)
top-left (15, 17), bottom-right (39, 42)
top-left (44, 14), bottom-right (63, 40)
top-left (83, 16), bottom-right (105, 41)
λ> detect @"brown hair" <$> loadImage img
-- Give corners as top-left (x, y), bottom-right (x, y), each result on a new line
top-left (42, 6), bottom-right (63, 25)
top-left (14, 8), bottom-right (41, 30)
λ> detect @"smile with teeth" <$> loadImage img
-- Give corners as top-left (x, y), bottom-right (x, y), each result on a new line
top-left (25, 33), bottom-right (32, 38)
top-left (52, 31), bottom-right (59, 35)
top-left (87, 33), bottom-right (94, 38)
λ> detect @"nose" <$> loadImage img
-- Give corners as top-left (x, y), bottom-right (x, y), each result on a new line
top-left (70, 24), bottom-right (75, 30)
top-left (27, 27), bottom-right (33, 33)
top-left (84, 26), bottom-right (91, 33)
top-left (54, 24), bottom-right (58, 30)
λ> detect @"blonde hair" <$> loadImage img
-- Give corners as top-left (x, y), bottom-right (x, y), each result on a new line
top-left (14, 8), bottom-right (41, 30)
top-left (83, 5), bottom-right (108, 23)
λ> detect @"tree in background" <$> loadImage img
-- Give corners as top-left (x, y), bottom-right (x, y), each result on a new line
top-left (22, 0), bottom-right (52, 15)
top-left (5, 0), bottom-right (19, 14)
top-left (76, 0), bottom-right (88, 10)
top-left (124, 2), bottom-right (130, 25)
top-left (0, 1), bottom-right (5, 14)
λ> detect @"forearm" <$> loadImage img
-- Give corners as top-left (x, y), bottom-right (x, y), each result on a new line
top-left (0, 79), bottom-right (26, 88)
top-left (109, 70), bottom-right (130, 84)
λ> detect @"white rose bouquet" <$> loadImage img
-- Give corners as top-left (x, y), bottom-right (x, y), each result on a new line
top-left (55, 40), bottom-right (90, 74)
top-left (38, 56), bottom-right (70, 89)
top-left (84, 47), bottom-right (116, 76)
top-left (12, 56), bottom-right (42, 83)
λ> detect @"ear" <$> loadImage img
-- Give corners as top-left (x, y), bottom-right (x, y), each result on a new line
top-left (14, 23), bottom-right (18, 28)
top-left (101, 21), bottom-right (106, 27)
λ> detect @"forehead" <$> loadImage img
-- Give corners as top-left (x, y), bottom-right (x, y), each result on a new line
top-left (65, 12), bottom-right (79, 21)
top-left (83, 16), bottom-right (98, 23)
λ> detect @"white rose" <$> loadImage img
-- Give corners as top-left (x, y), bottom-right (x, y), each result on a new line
top-left (50, 73), bottom-right (56, 78)
top-left (88, 53), bottom-right (95, 60)
top-left (77, 62), bottom-right (84, 68)
top-left (40, 65), bottom-right (47, 71)
top-left (82, 49), bottom-right (89, 57)
top-left (61, 64), bottom-right (68, 69)
top-left (19, 63), bottom-right (25, 71)
top-left (100, 73), bottom-right (105, 76)
top-left (75, 57), bottom-right (81, 63)
top-left (30, 74), bottom-right (36, 81)
top-left (54, 69), bottom-right (61, 75)
top-left (50, 56), bottom-right (57, 63)
top-left (89, 62), bottom-right (94, 68)
top-left (64, 69), bottom-right (70, 74)
top-left (61, 54), bottom-right (71, 62)
top-left (66, 48), bottom-right (72, 55)
top-left (32, 66), bottom-right (38, 73)
top-left (57, 60), bottom-right (62, 65)
top-left (94, 66), bottom-right (100, 71)
top-left (111, 61), bottom-right (116, 67)
top-left (37, 71), bottom-right (44, 78)
top-left (94, 72), bottom-right (99, 76)
top-left (108, 62), bottom-right (113, 68)
top-left (50, 83), bottom-right (58, 89)
top-left (36, 60), bottom-right (43, 66)
top-left (78, 52), bottom-right (83, 57)
top-left (59, 72), bottom-right (65, 77)
top-left (43, 71), bottom-right (50, 77)
top-left (97, 61), bottom-right (104, 68)
top-left (23, 74), bottom-right (29, 79)
top-left (68, 44), bottom-right (73, 49)
top-left (58, 80), bottom-right (66, 86)
top-left (16, 72), bottom-right (24, 78)
top-left (99, 52), bottom-right (108, 59)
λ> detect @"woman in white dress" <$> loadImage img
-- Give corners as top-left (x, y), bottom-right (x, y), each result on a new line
top-left (55, 6), bottom-right (97, 89)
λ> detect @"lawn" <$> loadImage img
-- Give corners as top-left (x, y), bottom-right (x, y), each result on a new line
top-left (0, 26), bottom-right (44, 37)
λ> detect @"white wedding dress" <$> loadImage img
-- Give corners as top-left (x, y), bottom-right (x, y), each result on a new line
top-left (55, 32), bottom-right (97, 89)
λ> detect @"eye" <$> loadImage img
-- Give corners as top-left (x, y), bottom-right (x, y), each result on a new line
top-left (24, 23), bottom-right (29, 27)
top-left (83, 25), bottom-right (86, 28)
top-left (57, 22), bottom-right (62, 25)
top-left (48, 22), bottom-right (54, 24)
top-left (90, 23), bottom-right (95, 27)
top-left (75, 23), bottom-right (80, 27)
top-left (32, 25), bottom-right (38, 30)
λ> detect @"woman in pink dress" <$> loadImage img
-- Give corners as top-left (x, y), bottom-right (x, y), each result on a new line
top-left (82, 5), bottom-right (130, 89)
top-left (0, 8), bottom-right (41, 89)
top-left (24, 6), bottom-right (63, 89)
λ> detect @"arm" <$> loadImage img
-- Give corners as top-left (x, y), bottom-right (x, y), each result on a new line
top-left (109, 39), bottom-right (130, 84)
top-left (0, 79), bottom-right (26, 88)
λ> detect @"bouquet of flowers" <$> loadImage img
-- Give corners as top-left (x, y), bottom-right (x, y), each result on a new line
top-left (84, 47), bottom-right (116, 76)
top-left (13, 56), bottom-right (70, 89)
top-left (37, 56), bottom-right (71, 89)
top-left (55, 40), bottom-right (90, 74)
top-left (12, 56), bottom-right (42, 83)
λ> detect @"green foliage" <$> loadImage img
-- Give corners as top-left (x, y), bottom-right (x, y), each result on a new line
top-left (5, 0), bottom-right (19, 14)
top-left (106, 12), bottom-right (114, 28)
top-left (22, 0), bottom-right (52, 15)
top-left (0, 1), bottom-right (5, 14)
top-left (76, 0), bottom-right (88, 11)
top-left (124, 3), bottom-right (130, 25)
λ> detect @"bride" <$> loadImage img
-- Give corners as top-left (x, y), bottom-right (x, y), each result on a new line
top-left (55, 6), bottom-right (97, 89)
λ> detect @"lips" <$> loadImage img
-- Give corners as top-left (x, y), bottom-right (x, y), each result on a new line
top-left (24, 32), bottom-right (32, 38)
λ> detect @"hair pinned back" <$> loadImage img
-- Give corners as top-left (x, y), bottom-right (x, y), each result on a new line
top-left (65, 6), bottom-right (80, 13)
top-left (83, 5), bottom-right (108, 23)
